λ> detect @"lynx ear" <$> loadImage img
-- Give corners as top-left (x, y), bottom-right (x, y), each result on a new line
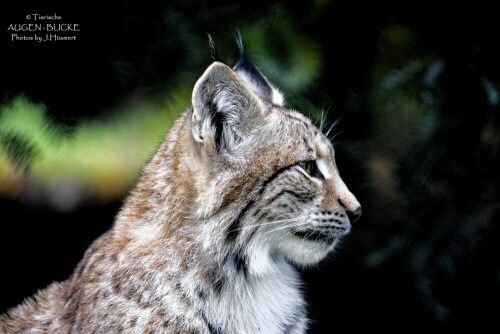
top-left (232, 33), bottom-right (284, 106)
top-left (191, 62), bottom-right (264, 155)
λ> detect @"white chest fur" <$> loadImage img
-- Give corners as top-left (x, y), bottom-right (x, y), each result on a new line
top-left (207, 262), bottom-right (306, 334)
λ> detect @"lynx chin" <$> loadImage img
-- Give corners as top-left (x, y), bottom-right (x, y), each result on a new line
top-left (1, 37), bottom-right (361, 333)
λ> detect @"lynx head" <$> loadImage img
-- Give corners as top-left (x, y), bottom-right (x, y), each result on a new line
top-left (187, 45), bottom-right (361, 272)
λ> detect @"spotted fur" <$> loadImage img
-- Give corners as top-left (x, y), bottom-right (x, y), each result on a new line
top-left (1, 54), bottom-right (360, 333)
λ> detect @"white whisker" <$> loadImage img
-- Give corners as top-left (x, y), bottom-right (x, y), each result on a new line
top-left (276, 229), bottom-right (297, 244)
top-left (329, 129), bottom-right (344, 142)
top-left (316, 110), bottom-right (326, 132)
top-left (253, 220), bottom-right (312, 243)
top-left (235, 217), bottom-right (306, 231)
top-left (325, 117), bottom-right (342, 138)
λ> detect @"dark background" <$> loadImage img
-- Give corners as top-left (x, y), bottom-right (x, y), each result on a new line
top-left (1, 1), bottom-right (499, 333)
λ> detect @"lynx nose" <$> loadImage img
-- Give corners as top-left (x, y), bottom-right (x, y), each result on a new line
top-left (347, 206), bottom-right (362, 223)
top-left (337, 193), bottom-right (361, 224)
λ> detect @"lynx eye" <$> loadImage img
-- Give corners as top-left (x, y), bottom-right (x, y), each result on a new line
top-left (299, 160), bottom-right (323, 179)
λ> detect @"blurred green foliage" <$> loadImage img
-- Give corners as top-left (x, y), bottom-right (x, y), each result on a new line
top-left (0, 3), bottom-right (325, 208)
top-left (0, 92), bottom-right (186, 209)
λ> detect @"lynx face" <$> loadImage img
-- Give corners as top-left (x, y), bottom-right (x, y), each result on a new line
top-left (190, 59), bottom-right (361, 271)
top-left (248, 117), bottom-right (362, 266)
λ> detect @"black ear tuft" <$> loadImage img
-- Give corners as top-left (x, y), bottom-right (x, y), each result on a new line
top-left (207, 33), bottom-right (224, 63)
top-left (235, 29), bottom-right (245, 58)
top-left (232, 32), bottom-right (284, 106)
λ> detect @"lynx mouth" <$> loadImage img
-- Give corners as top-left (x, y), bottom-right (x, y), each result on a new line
top-left (292, 226), bottom-right (348, 243)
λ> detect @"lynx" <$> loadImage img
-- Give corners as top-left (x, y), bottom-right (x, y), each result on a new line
top-left (1, 38), bottom-right (361, 333)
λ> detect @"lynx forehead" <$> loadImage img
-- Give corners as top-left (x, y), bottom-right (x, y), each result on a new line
top-left (1, 37), bottom-right (360, 334)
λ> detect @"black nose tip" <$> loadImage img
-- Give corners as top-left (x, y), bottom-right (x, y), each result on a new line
top-left (347, 207), bottom-right (362, 223)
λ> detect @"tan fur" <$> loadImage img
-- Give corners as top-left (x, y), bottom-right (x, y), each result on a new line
top-left (1, 62), bottom-right (360, 334)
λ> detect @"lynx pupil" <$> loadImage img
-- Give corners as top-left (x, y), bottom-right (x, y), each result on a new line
top-left (300, 160), bottom-right (322, 179)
